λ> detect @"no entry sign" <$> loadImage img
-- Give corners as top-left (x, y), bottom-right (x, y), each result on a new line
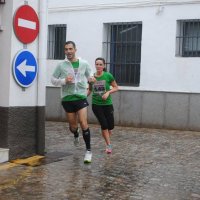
top-left (13, 5), bottom-right (39, 44)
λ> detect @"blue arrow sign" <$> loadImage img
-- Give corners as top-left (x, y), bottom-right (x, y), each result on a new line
top-left (13, 50), bottom-right (38, 87)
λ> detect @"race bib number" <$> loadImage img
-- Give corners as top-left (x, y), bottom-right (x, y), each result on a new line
top-left (93, 80), bottom-right (106, 95)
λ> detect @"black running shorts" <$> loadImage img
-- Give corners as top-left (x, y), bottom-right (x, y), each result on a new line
top-left (62, 99), bottom-right (89, 113)
top-left (92, 104), bottom-right (114, 130)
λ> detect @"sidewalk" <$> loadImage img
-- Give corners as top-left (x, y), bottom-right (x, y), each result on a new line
top-left (0, 121), bottom-right (200, 200)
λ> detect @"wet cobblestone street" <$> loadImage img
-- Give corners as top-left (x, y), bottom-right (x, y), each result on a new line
top-left (0, 121), bottom-right (200, 200)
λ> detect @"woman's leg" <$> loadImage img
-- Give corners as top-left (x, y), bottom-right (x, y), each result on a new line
top-left (102, 129), bottom-right (111, 146)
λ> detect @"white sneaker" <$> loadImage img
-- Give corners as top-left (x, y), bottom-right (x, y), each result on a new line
top-left (84, 150), bottom-right (92, 163)
top-left (74, 136), bottom-right (79, 147)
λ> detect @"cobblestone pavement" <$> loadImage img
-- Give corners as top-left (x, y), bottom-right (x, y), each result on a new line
top-left (0, 121), bottom-right (200, 200)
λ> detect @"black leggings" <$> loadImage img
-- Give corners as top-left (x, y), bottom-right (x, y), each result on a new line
top-left (92, 104), bottom-right (114, 130)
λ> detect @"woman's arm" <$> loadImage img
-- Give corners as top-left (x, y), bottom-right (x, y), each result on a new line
top-left (108, 80), bottom-right (118, 94)
top-left (102, 80), bottom-right (118, 100)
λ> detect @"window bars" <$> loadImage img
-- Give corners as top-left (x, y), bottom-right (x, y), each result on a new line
top-left (0, 0), bottom-right (5, 4)
top-left (103, 22), bottom-right (142, 86)
top-left (47, 24), bottom-right (66, 60)
top-left (176, 19), bottom-right (200, 57)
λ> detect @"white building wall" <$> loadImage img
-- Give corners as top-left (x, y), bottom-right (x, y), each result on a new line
top-left (0, 0), bottom-right (41, 107)
top-left (47, 0), bottom-right (200, 93)
top-left (0, 2), bottom-right (13, 106)
top-left (0, 0), bottom-right (46, 160)
top-left (11, 0), bottom-right (40, 107)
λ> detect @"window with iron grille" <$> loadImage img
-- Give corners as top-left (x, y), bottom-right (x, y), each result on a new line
top-left (176, 20), bottom-right (200, 57)
top-left (47, 24), bottom-right (66, 60)
top-left (103, 22), bottom-right (142, 86)
top-left (0, 0), bottom-right (5, 4)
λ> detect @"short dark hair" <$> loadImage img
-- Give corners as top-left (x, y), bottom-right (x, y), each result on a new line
top-left (95, 57), bottom-right (107, 71)
top-left (65, 41), bottom-right (76, 48)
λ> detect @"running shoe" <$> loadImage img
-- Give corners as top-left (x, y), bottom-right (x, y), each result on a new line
top-left (106, 144), bottom-right (112, 154)
top-left (84, 150), bottom-right (92, 163)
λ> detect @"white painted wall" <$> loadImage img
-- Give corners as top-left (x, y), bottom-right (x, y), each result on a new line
top-left (0, 2), bottom-right (13, 106)
top-left (0, 0), bottom-right (46, 107)
top-left (47, 0), bottom-right (200, 93)
top-left (10, 0), bottom-right (39, 107)
top-left (140, 4), bottom-right (200, 93)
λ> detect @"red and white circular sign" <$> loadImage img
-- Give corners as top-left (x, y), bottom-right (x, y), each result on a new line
top-left (13, 5), bottom-right (39, 44)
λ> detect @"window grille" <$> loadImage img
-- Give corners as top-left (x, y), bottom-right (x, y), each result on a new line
top-left (103, 22), bottom-right (142, 86)
top-left (176, 20), bottom-right (200, 57)
top-left (0, 0), bottom-right (5, 4)
top-left (47, 24), bottom-right (66, 60)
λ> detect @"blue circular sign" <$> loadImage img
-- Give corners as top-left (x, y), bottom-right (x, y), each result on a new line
top-left (13, 50), bottom-right (38, 87)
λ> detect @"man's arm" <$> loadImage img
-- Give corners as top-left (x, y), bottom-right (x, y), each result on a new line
top-left (51, 76), bottom-right (66, 86)
top-left (87, 83), bottom-right (93, 96)
top-left (84, 62), bottom-right (96, 84)
top-left (84, 61), bottom-right (93, 79)
top-left (51, 64), bottom-right (66, 86)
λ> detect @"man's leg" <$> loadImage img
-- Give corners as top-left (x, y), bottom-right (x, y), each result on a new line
top-left (66, 112), bottom-right (79, 146)
top-left (77, 107), bottom-right (92, 163)
top-left (77, 107), bottom-right (91, 150)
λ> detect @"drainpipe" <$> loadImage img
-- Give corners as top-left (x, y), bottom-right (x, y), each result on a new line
top-left (36, 0), bottom-right (47, 155)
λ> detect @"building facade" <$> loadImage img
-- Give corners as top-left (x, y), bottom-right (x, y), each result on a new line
top-left (46, 0), bottom-right (200, 131)
top-left (0, 0), bottom-right (47, 160)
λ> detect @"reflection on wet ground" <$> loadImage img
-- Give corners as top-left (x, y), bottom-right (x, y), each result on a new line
top-left (0, 121), bottom-right (200, 200)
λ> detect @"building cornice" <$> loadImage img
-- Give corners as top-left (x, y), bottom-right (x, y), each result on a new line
top-left (48, 0), bottom-right (200, 13)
